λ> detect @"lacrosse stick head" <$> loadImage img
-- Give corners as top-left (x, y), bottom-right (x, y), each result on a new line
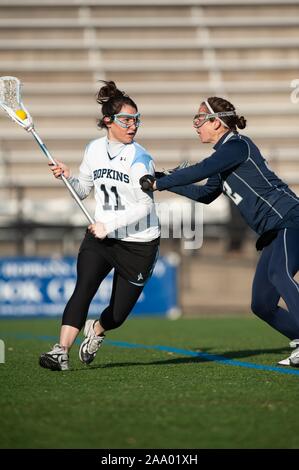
top-left (0, 76), bottom-right (33, 130)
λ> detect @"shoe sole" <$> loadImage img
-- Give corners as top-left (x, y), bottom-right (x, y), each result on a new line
top-left (39, 354), bottom-right (69, 371)
top-left (78, 337), bottom-right (95, 365)
top-left (277, 359), bottom-right (290, 366)
top-left (79, 319), bottom-right (97, 364)
top-left (290, 358), bottom-right (299, 367)
top-left (290, 362), bottom-right (299, 368)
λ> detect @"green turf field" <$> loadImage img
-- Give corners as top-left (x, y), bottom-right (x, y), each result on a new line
top-left (1, 316), bottom-right (299, 449)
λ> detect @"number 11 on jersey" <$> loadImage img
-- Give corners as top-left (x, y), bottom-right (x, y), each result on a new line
top-left (100, 184), bottom-right (125, 211)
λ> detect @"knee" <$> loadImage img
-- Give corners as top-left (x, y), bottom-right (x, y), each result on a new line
top-left (251, 296), bottom-right (274, 319)
top-left (109, 319), bottom-right (125, 331)
top-left (100, 314), bottom-right (125, 331)
top-left (267, 266), bottom-right (281, 288)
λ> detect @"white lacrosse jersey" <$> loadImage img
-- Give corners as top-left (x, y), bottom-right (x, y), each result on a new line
top-left (68, 136), bottom-right (160, 242)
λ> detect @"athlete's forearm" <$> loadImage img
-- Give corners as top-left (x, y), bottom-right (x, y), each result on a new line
top-left (168, 184), bottom-right (222, 204)
top-left (156, 140), bottom-right (248, 191)
top-left (67, 175), bottom-right (93, 200)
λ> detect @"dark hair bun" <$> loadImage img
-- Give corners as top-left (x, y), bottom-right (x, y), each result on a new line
top-left (205, 97), bottom-right (247, 131)
top-left (96, 80), bottom-right (138, 129)
top-left (237, 116), bottom-right (247, 129)
top-left (97, 81), bottom-right (124, 105)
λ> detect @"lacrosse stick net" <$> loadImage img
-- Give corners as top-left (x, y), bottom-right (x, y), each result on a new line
top-left (0, 76), bottom-right (94, 224)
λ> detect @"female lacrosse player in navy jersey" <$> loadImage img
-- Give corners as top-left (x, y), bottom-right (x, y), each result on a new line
top-left (140, 96), bottom-right (299, 367)
top-left (39, 81), bottom-right (160, 371)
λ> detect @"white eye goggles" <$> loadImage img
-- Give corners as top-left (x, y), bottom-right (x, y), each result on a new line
top-left (193, 111), bottom-right (236, 129)
top-left (112, 112), bottom-right (141, 128)
top-left (193, 99), bottom-right (236, 128)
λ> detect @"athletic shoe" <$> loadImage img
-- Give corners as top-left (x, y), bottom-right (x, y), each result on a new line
top-left (79, 319), bottom-right (105, 365)
top-left (39, 344), bottom-right (69, 371)
top-left (290, 347), bottom-right (299, 367)
top-left (289, 339), bottom-right (299, 349)
top-left (155, 161), bottom-right (190, 179)
top-left (278, 342), bottom-right (299, 367)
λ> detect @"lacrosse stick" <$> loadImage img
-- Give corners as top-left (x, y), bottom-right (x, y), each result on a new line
top-left (0, 76), bottom-right (94, 224)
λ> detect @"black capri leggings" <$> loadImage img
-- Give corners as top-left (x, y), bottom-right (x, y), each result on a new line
top-left (62, 246), bottom-right (144, 331)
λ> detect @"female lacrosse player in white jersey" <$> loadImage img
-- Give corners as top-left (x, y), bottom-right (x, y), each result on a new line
top-left (39, 81), bottom-right (160, 371)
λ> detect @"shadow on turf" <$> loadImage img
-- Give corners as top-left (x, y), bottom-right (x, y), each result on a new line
top-left (204, 347), bottom-right (290, 360)
top-left (71, 346), bottom-right (290, 371)
top-left (71, 356), bottom-right (212, 371)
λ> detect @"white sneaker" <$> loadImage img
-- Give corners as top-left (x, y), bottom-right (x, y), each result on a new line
top-left (79, 319), bottom-right (105, 365)
top-left (289, 339), bottom-right (299, 349)
top-left (289, 347), bottom-right (299, 367)
top-left (278, 345), bottom-right (299, 367)
top-left (39, 344), bottom-right (69, 371)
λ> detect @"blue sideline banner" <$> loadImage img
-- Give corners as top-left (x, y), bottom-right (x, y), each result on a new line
top-left (0, 256), bottom-right (180, 317)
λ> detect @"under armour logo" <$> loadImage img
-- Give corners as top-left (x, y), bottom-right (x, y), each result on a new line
top-left (137, 273), bottom-right (143, 281)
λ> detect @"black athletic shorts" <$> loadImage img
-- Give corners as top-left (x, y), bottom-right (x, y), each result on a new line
top-left (79, 230), bottom-right (160, 286)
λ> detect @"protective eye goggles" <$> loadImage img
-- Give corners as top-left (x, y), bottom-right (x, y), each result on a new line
top-left (193, 111), bottom-right (236, 129)
top-left (112, 112), bottom-right (141, 129)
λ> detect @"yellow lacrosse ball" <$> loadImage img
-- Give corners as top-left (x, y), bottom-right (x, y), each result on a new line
top-left (15, 109), bottom-right (27, 120)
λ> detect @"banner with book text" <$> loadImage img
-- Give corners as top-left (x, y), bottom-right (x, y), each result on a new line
top-left (0, 256), bottom-right (180, 318)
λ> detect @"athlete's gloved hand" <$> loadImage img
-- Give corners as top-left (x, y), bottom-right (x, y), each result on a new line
top-left (255, 230), bottom-right (278, 251)
top-left (140, 174), bottom-right (156, 192)
top-left (88, 222), bottom-right (108, 240)
top-left (155, 160), bottom-right (190, 179)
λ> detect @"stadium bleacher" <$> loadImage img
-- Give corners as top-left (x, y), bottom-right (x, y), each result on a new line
top-left (0, 0), bottom-right (298, 312)
top-left (0, 0), bottom-right (298, 190)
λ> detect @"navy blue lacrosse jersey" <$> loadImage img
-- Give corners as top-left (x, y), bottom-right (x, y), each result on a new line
top-left (156, 131), bottom-right (299, 235)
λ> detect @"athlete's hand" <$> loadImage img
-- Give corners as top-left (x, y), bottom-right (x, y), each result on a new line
top-left (155, 161), bottom-right (190, 179)
top-left (140, 174), bottom-right (156, 191)
top-left (88, 222), bottom-right (108, 240)
top-left (49, 160), bottom-right (70, 179)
